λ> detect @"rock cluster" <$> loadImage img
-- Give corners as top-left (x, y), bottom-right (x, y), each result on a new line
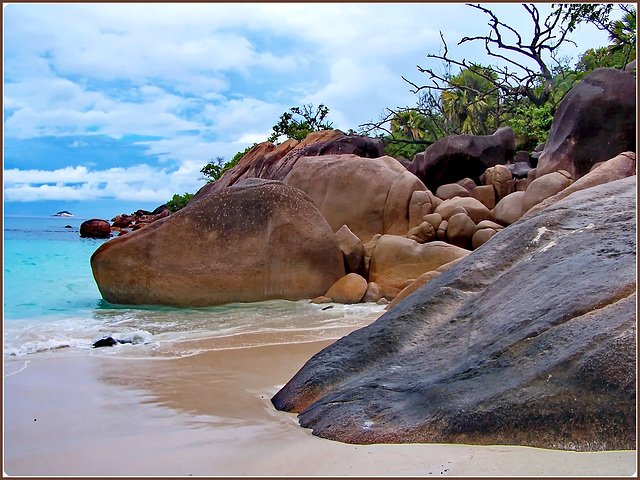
top-left (272, 176), bottom-right (637, 451)
top-left (90, 65), bottom-right (636, 451)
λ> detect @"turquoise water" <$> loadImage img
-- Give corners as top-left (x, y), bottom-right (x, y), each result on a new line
top-left (3, 216), bottom-right (384, 358)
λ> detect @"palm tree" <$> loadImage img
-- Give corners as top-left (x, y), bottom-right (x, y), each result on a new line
top-left (440, 67), bottom-right (499, 135)
top-left (608, 6), bottom-right (636, 67)
top-left (390, 110), bottom-right (430, 141)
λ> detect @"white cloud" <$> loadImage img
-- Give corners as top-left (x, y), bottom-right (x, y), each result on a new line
top-left (3, 2), bottom-right (614, 211)
top-left (3, 164), bottom-right (207, 203)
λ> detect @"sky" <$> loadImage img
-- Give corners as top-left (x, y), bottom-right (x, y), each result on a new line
top-left (3, 3), bottom-right (616, 219)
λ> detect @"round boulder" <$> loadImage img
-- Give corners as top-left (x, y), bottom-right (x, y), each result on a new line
top-left (494, 191), bottom-right (526, 226)
top-left (80, 219), bottom-right (111, 239)
top-left (325, 273), bottom-right (368, 304)
top-left (284, 154), bottom-right (427, 242)
top-left (447, 212), bottom-right (476, 249)
top-left (368, 235), bottom-right (470, 299)
top-left (91, 179), bottom-right (345, 307)
top-left (522, 171), bottom-right (573, 213)
top-left (434, 197), bottom-right (494, 224)
top-left (435, 183), bottom-right (470, 200)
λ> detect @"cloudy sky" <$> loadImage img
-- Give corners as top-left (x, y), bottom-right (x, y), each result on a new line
top-left (3, 3), bottom-right (614, 218)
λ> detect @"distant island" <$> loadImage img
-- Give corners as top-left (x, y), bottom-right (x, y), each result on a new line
top-left (52, 211), bottom-right (74, 217)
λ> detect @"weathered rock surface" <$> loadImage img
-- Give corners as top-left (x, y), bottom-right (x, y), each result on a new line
top-left (406, 221), bottom-right (436, 244)
top-left (536, 68), bottom-right (636, 179)
top-left (272, 176), bottom-right (636, 451)
top-left (91, 179), bottom-right (345, 307)
top-left (367, 235), bottom-right (470, 299)
top-left (284, 154), bottom-right (427, 241)
top-left (80, 219), bottom-right (111, 238)
top-left (192, 130), bottom-right (384, 203)
top-left (408, 127), bottom-right (516, 191)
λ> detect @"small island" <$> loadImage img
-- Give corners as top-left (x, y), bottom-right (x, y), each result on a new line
top-left (51, 211), bottom-right (74, 217)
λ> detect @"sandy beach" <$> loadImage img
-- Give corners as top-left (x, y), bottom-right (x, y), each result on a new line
top-left (4, 334), bottom-right (636, 477)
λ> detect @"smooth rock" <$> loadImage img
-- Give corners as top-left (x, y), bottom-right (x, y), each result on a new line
top-left (325, 273), bottom-right (369, 304)
top-left (525, 152), bottom-right (636, 217)
top-left (493, 191), bottom-right (526, 226)
top-left (362, 282), bottom-right (383, 303)
top-left (434, 197), bottom-right (494, 224)
top-left (335, 224), bottom-right (365, 273)
top-left (435, 183), bottom-right (470, 200)
top-left (80, 219), bottom-right (111, 238)
top-left (91, 179), bottom-right (345, 307)
top-left (408, 127), bottom-right (516, 190)
top-left (408, 190), bottom-right (436, 229)
top-left (471, 184), bottom-right (496, 210)
top-left (521, 171), bottom-right (573, 214)
top-left (471, 227), bottom-right (499, 249)
top-left (456, 177), bottom-right (477, 193)
top-left (536, 68), bottom-right (636, 178)
top-left (446, 212), bottom-right (476, 249)
top-left (284, 154), bottom-right (427, 241)
top-left (368, 235), bottom-right (470, 299)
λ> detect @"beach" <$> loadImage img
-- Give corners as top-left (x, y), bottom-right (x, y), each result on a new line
top-left (5, 335), bottom-right (636, 477)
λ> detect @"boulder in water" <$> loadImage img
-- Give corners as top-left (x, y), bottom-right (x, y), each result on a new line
top-left (91, 179), bottom-right (345, 307)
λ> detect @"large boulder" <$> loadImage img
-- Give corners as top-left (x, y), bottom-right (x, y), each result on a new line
top-left (536, 68), bottom-right (636, 179)
top-left (80, 219), bottom-right (111, 238)
top-left (272, 176), bottom-right (636, 451)
top-left (91, 179), bottom-right (345, 307)
top-left (367, 235), bottom-right (470, 299)
top-left (407, 127), bottom-right (516, 191)
top-left (284, 154), bottom-right (427, 242)
top-left (191, 130), bottom-right (384, 202)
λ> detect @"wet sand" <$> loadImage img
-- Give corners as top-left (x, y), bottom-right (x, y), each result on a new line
top-left (4, 339), bottom-right (637, 477)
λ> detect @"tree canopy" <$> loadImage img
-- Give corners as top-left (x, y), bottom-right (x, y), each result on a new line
top-left (361, 3), bottom-right (636, 153)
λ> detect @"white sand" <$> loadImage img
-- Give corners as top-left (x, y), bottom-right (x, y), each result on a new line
top-left (4, 340), bottom-right (637, 476)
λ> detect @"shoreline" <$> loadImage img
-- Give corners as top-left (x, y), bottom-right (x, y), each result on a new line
top-left (4, 339), bottom-right (636, 477)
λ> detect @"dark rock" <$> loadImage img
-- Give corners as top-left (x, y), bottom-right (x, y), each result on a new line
top-left (536, 68), bottom-right (636, 179)
top-left (80, 219), bottom-right (111, 238)
top-left (64, 225), bottom-right (72, 229)
top-left (111, 214), bottom-right (135, 228)
top-left (92, 336), bottom-right (117, 348)
top-left (151, 204), bottom-right (169, 215)
top-left (407, 127), bottom-right (515, 191)
top-left (505, 162), bottom-right (533, 179)
top-left (514, 150), bottom-right (531, 165)
top-left (272, 176), bottom-right (636, 451)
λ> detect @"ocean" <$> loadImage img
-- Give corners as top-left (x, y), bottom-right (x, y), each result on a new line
top-left (3, 215), bottom-right (386, 360)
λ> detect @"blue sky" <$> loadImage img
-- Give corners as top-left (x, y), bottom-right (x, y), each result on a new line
top-left (3, 3), bottom-right (615, 219)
